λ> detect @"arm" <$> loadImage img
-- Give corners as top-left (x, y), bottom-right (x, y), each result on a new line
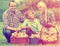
top-left (47, 13), bottom-right (56, 27)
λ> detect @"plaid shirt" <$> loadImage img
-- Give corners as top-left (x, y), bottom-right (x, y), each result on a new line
top-left (3, 9), bottom-right (23, 28)
top-left (39, 11), bottom-right (57, 34)
top-left (39, 11), bottom-right (56, 25)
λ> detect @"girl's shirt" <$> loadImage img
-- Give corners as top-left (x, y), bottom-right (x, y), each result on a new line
top-left (22, 19), bottom-right (42, 32)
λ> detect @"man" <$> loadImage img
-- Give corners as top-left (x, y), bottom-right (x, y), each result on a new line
top-left (3, 1), bottom-right (24, 43)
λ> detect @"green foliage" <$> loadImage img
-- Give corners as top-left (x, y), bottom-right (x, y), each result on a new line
top-left (0, 0), bottom-right (10, 22)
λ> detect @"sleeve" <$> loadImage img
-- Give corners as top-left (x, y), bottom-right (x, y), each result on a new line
top-left (39, 14), bottom-right (43, 24)
top-left (48, 12), bottom-right (56, 24)
top-left (3, 12), bottom-right (8, 28)
top-left (39, 14), bottom-right (47, 27)
top-left (51, 13), bottom-right (56, 24)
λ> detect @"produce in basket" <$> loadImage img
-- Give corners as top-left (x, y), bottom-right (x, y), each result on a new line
top-left (30, 33), bottom-right (40, 38)
top-left (41, 33), bottom-right (57, 42)
top-left (11, 32), bottom-right (28, 38)
top-left (11, 32), bottom-right (18, 37)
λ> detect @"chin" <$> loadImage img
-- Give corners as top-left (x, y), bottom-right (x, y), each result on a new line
top-left (12, 10), bottom-right (15, 11)
top-left (11, 9), bottom-right (15, 12)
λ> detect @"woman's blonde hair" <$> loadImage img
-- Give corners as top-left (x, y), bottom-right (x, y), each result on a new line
top-left (37, 1), bottom-right (47, 13)
top-left (37, 1), bottom-right (47, 21)
top-left (37, 1), bottom-right (47, 9)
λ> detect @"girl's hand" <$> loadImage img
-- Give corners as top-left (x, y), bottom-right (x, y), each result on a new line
top-left (26, 26), bottom-right (31, 29)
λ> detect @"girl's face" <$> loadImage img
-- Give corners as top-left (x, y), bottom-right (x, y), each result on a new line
top-left (28, 11), bottom-right (34, 19)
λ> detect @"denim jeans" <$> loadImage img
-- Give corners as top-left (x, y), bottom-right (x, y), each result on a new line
top-left (3, 28), bottom-right (15, 43)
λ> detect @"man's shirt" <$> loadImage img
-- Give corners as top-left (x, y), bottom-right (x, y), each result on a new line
top-left (3, 9), bottom-right (23, 28)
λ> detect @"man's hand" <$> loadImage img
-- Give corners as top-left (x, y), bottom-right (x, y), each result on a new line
top-left (16, 27), bottom-right (22, 31)
top-left (13, 27), bottom-right (22, 32)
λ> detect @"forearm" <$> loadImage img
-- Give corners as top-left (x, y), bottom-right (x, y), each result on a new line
top-left (6, 26), bottom-right (17, 31)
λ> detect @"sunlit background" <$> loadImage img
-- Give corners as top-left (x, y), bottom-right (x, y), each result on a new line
top-left (0, 0), bottom-right (60, 46)
top-left (0, 0), bottom-right (60, 22)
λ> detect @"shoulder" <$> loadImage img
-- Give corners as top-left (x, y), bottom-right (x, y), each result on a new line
top-left (16, 9), bottom-right (22, 14)
top-left (3, 9), bottom-right (8, 15)
top-left (15, 9), bottom-right (23, 17)
top-left (47, 10), bottom-right (54, 16)
top-left (3, 9), bottom-right (9, 17)
top-left (34, 19), bottom-right (39, 23)
top-left (34, 19), bottom-right (39, 21)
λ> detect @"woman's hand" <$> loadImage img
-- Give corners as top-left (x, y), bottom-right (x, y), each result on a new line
top-left (48, 23), bottom-right (55, 27)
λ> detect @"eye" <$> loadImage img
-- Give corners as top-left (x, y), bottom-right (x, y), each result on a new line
top-left (11, 6), bottom-right (13, 7)
top-left (14, 5), bottom-right (16, 7)
top-left (10, 5), bottom-right (16, 7)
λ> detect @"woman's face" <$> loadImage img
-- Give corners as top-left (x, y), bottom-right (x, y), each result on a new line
top-left (38, 6), bottom-right (45, 13)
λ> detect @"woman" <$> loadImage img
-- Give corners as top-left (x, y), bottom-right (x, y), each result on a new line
top-left (37, 1), bottom-right (59, 43)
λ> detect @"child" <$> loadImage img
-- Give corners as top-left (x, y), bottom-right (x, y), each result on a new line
top-left (21, 9), bottom-right (42, 36)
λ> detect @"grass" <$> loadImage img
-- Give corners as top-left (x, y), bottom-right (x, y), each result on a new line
top-left (0, 22), bottom-right (60, 46)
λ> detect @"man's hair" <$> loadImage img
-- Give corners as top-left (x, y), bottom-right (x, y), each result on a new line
top-left (9, 0), bottom-right (15, 6)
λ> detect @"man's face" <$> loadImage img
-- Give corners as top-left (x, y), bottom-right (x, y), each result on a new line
top-left (9, 2), bottom-right (16, 12)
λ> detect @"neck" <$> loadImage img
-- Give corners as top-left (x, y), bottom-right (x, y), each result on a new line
top-left (9, 9), bottom-right (15, 13)
top-left (29, 18), bottom-right (34, 22)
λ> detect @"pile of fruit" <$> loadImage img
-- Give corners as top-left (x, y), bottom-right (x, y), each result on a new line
top-left (11, 32), bottom-right (28, 38)
top-left (41, 33), bottom-right (57, 42)
top-left (30, 33), bottom-right (40, 38)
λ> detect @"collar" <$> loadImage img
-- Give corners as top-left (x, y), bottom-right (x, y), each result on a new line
top-left (7, 9), bottom-right (16, 16)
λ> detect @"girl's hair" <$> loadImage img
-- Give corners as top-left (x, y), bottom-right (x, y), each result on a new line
top-left (37, 1), bottom-right (47, 9)
top-left (24, 9), bottom-right (34, 19)
top-left (37, 1), bottom-right (47, 21)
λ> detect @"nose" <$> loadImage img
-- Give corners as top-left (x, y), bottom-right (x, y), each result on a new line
top-left (12, 6), bottom-right (16, 9)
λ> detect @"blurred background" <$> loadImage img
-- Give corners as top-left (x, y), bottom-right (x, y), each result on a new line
top-left (0, 0), bottom-right (60, 46)
top-left (0, 0), bottom-right (60, 22)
